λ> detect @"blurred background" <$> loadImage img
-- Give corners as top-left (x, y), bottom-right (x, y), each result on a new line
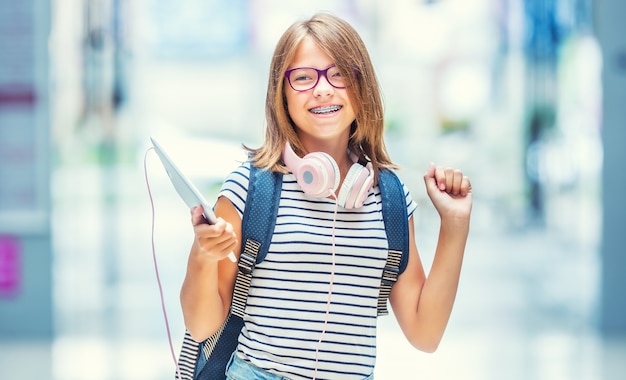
top-left (1, 0), bottom-right (624, 379)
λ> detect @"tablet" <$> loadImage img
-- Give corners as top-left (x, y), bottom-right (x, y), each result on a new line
top-left (150, 136), bottom-right (236, 262)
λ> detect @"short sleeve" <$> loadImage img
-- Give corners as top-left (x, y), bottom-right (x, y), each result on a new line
top-left (402, 181), bottom-right (418, 219)
top-left (217, 162), bottom-right (251, 218)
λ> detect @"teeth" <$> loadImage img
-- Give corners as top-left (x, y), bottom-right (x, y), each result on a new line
top-left (310, 105), bottom-right (342, 114)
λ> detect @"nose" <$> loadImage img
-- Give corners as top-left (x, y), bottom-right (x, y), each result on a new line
top-left (313, 73), bottom-right (334, 96)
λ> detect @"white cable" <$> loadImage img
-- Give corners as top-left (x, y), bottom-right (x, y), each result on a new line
top-left (313, 190), bottom-right (339, 380)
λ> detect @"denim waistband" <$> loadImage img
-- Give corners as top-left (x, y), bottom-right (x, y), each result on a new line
top-left (225, 352), bottom-right (290, 380)
top-left (225, 352), bottom-right (374, 380)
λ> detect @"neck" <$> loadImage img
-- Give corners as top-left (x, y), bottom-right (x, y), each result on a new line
top-left (308, 143), bottom-right (352, 172)
top-left (300, 133), bottom-right (349, 156)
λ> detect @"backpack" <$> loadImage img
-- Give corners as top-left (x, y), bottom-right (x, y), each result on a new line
top-left (175, 163), bottom-right (410, 380)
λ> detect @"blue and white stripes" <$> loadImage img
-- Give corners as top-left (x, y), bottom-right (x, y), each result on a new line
top-left (218, 162), bottom-right (416, 380)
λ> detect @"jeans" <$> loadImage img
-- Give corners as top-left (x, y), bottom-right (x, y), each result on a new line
top-left (224, 352), bottom-right (374, 380)
top-left (225, 353), bottom-right (289, 379)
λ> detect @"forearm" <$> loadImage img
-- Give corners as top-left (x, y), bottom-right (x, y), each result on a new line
top-left (413, 219), bottom-right (469, 350)
top-left (180, 243), bottom-right (229, 342)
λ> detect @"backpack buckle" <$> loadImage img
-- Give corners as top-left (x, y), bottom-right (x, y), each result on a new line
top-left (381, 265), bottom-right (399, 286)
top-left (238, 239), bottom-right (261, 275)
top-left (381, 248), bottom-right (402, 287)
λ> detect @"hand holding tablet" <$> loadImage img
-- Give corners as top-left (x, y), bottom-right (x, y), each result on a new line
top-left (150, 136), bottom-right (237, 263)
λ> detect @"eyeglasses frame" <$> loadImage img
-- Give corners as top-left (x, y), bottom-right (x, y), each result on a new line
top-left (284, 65), bottom-right (346, 92)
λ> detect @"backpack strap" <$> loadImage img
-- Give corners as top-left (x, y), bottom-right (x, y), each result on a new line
top-left (376, 168), bottom-right (410, 316)
top-left (231, 163), bottom-right (282, 317)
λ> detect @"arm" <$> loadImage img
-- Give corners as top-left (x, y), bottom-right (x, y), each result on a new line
top-left (179, 195), bottom-right (242, 342)
top-left (389, 164), bottom-right (472, 353)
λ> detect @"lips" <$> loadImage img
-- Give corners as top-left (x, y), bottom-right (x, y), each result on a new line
top-left (309, 105), bottom-right (342, 114)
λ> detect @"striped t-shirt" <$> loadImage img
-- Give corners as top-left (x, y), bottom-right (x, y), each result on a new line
top-left (218, 162), bottom-right (417, 380)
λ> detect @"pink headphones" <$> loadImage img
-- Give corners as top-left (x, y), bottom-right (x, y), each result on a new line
top-left (282, 142), bottom-right (374, 209)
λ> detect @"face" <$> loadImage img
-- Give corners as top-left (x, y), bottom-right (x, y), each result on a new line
top-left (284, 37), bottom-right (356, 150)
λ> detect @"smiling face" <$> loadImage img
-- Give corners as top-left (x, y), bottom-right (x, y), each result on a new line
top-left (284, 37), bottom-right (356, 151)
top-left (255, 13), bottom-right (392, 174)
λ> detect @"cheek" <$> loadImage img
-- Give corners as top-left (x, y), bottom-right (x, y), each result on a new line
top-left (343, 98), bottom-right (357, 121)
top-left (285, 94), bottom-right (295, 116)
top-left (285, 92), bottom-right (306, 117)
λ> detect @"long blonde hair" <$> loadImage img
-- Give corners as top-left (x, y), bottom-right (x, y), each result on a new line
top-left (247, 12), bottom-right (397, 177)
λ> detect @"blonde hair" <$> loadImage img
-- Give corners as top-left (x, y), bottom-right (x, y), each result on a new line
top-left (247, 12), bottom-right (397, 177)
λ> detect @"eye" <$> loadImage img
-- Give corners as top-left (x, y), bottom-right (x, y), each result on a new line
top-left (328, 66), bottom-right (345, 86)
top-left (294, 74), bottom-right (312, 82)
top-left (329, 67), bottom-right (343, 79)
top-left (291, 69), bottom-right (315, 83)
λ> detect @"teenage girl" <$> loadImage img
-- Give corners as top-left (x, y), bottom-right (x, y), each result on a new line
top-left (181, 12), bottom-right (472, 380)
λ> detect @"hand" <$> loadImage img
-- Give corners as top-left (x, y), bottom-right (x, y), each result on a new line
top-left (190, 206), bottom-right (237, 262)
top-left (423, 163), bottom-right (472, 222)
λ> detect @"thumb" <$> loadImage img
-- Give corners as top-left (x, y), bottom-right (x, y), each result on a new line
top-left (423, 163), bottom-right (438, 194)
top-left (190, 205), bottom-right (208, 226)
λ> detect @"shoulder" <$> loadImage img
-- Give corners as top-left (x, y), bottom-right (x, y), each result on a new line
top-left (378, 169), bottom-right (418, 219)
top-left (218, 161), bottom-right (252, 217)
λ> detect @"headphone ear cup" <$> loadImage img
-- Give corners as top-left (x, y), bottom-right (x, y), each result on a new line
top-left (337, 164), bottom-right (361, 208)
top-left (295, 152), bottom-right (340, 198)
top-left (338, 163), bottom-right (374, 209)
top-left (353, 162), bottom-right (374, 208)
top-left (283, 142), bottom-right (340, 198)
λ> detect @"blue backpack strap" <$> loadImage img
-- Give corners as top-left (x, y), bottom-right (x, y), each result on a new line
top-left (376, 168), bottom-right (410, 316)
top-left (231, 162), bottom-right (282, 317)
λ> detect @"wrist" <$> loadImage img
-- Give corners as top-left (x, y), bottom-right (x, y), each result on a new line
top-left (439, 216), bottom-right (470, 236)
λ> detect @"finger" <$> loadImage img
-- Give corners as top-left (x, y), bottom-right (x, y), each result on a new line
top-left (461, 175), bottom-right (472, 196)
top-left (195, 224), bottom-right (237, 256)
top-left (434, 166), bottom-right (447, 191)
top-left (443, 167), bottom-right (455, 192)
top-left (423, 163), bottom-right (440, 195)
top-left (196, 218), bottom-right (228, 239)
top-left (450, 169), bottom-right (463, 195)
top-left (423, 162), bottom-right (435, 184)
top-left (424, 162), bottom-right (436, 178)
top-left (212, 235), bottom-right (238, 254)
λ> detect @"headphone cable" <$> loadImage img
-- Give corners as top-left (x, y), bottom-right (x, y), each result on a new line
top-left (312, 190), bottom-right (339, 380)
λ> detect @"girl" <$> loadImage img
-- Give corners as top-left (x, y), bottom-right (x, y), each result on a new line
top-left (180, 12), bottom-right (472, 380)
